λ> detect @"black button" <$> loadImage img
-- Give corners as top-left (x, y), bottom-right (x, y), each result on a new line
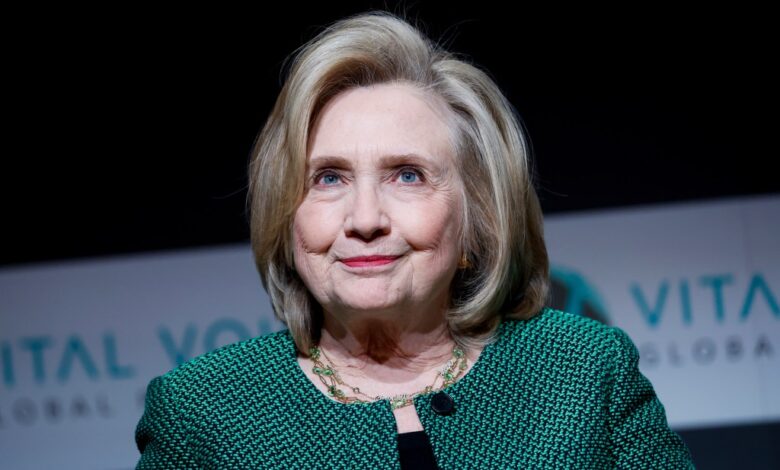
top-left (431, 391), bottom-right (454, 415)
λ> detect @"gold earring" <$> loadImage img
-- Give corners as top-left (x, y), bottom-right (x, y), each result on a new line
top-left (458, 253), bottom-right (471, 270)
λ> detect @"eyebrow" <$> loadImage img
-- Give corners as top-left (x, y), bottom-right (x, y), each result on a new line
top-left (308, 153), bottom-right (437, 170)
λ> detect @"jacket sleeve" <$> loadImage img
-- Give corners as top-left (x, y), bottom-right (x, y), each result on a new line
top-left (135, 375), bottom-right (200, 470)
top-left (607, 327), bottom-right (695, 469)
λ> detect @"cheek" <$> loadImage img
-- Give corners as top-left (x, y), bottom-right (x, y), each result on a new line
top-left (293, 201), bottom-right (340, 256)
top-left (393, 194), bottom-right (462, 253)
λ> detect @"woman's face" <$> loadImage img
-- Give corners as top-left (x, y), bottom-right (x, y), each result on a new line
top-left (293, 83), bottom-right (464, 320)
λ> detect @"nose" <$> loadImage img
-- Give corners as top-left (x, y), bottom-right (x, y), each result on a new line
top-left (344, 182), bottom-right (390, 241)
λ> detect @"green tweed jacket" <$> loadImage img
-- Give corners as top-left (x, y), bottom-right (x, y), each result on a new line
top-left (135, 308), bottom-right (694, 469)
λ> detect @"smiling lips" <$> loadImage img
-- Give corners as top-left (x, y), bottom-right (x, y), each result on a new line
top-left (340, 255), bottom-right (400, 268)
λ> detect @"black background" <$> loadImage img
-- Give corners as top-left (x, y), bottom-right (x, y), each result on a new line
top-left (3, 3), bottom-right (775, 266)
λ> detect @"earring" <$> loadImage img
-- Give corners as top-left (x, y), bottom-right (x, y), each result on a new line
top-left (458, 253), bottom-right (472, 270)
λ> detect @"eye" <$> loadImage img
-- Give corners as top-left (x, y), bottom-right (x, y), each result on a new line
top-left (314, 171), bottom-right (342, 186)
top-left (397, 168), bottom-right (423, 184)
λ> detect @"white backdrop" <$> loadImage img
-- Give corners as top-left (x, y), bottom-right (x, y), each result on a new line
top-left (1, 194), bottom-right (778, 469)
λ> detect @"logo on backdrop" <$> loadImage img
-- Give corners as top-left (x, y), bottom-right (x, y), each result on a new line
top-left (0, 316), bottom-right (284, 429)
top-left (550, 266), bottom-right (611, 325)
top-left (550, 266), bottom-right (777, 370)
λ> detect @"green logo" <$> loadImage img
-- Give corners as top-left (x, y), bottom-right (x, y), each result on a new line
top-left (550, 266), bottom-right (610, 325)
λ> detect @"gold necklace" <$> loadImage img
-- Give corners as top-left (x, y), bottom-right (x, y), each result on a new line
top-left (309, 344), bottom-right (467, 410)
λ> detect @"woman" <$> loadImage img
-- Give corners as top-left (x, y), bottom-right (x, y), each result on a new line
top-left (135, 11), bottom-right (694, 469)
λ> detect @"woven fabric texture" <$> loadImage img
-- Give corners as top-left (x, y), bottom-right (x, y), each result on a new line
top-left (135, 308), bottom-right (694, 469)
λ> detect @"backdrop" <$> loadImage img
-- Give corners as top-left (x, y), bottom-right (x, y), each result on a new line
top-left (2, 194), bottom-right (778, 469)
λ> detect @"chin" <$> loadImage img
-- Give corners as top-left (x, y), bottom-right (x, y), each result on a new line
top-left (337, 297), bottom-right (399, 314)
top-left (332, 289), bottom-right (403, 314)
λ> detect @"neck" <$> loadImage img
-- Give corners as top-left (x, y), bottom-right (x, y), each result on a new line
top-left (318, 306), bottom-right (455, 379)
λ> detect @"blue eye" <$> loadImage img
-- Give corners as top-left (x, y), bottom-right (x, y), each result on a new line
top-left (399, 170), bottom-right (420, 183)
top-left (319, 173), bottom-right (340, 185)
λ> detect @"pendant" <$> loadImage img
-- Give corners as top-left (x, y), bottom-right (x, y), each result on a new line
top-left (390, 395), bottom-right (411, 410)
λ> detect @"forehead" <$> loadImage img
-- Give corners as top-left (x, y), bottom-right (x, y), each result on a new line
top-left (307, 83), bottom-right (457, 165)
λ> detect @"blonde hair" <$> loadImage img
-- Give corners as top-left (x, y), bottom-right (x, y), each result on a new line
top-left (248, 10), bottom-right (549, 353)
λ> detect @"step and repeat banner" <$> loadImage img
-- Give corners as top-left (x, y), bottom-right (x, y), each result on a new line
top-left (1, 195), bottom-right (778, 469)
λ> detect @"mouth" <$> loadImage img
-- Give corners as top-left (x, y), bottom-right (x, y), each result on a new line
top-left (339, 255), bottom-right (400, 268)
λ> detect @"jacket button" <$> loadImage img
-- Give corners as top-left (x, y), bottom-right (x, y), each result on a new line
top-left (431, 391), bottom-right (454, 415)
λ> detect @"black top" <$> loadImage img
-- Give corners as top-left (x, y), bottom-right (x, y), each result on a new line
top-left (397, 431), bottom-right (440, 470)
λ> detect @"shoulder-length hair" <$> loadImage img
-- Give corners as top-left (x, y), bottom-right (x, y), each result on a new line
top-left (248, 10), bottom-right (549, 354)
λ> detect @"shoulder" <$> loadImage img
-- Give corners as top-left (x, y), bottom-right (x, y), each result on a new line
top-left (503, 307), bottom-right (627, 349)
top-left (496, 307), bottom-right (636, 373)
top-left (158, 329), bottom-right (295, 391)
top-left (136, 328), bottom-right (313, 465)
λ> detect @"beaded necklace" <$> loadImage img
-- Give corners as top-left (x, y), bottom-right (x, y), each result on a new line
top-left (309, 344), bottom-right (467, 410)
